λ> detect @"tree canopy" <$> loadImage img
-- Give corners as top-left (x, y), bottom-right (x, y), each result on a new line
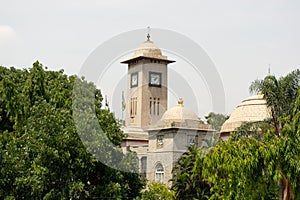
top-left (171, 145), bottom-right (212, 200)
top-left (1, 62), bottom-right (299, 200)
top-left (202, 70), bottom-right (300, 199)
top-left (135, 182), bottom-right (175, 200)
top-left (0, 62), bottom-right (144, 199)
top-left (249, 69), bottom-right (300, 136)
top-left (171, 69), bottom-right (300, 200)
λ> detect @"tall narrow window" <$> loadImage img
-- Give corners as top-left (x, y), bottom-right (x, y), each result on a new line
top-left (157, 98), bottom-right (160, 115)
top-left (150, 97), bottom-right (160, 115)
top-left (153, 97), bottom-right (156, 114)
top-left (130, 98), bottom-right (133, 116)
top-left (155, 163), bottom-right (164, 183)
top-left (130, 97), bottom-right (137, 117)
top-left (135, 97), bottom-right (137, 115)
top-left (150, 97), bottom-right (152, 114)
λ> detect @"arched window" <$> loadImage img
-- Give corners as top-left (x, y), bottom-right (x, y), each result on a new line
top-left (155, 163), bottom-right (164, 183)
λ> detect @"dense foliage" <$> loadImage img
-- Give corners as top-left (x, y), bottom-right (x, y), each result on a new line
top-left (249, 69), bottom-right (300, 136)
top-left (1, 62), bottom-right (299, 199)
top-left (135, 182), bottom-right (175, 200)
top-left (171, 69), bottom-right (300, 200)
top-left (203, 70), bottom-right (300, 200)
top-left (203, 87), bottom-right (300, 199)
top-left (171, 145), bottom-right (211, 200)
top-left (0, 62), bottom-right (144, 199)
top-left (203, 135), bottom-right (279, 199)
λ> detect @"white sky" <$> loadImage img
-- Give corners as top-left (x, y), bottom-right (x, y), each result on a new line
top-left (1, 0), bottom-right (299, 119)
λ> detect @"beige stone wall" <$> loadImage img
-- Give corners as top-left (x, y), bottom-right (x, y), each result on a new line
top-left (146, 152), bottom-right (175, 187)
top-left (148, 129), bottom-right (175, 152)
top-left (146, 129), bottom-right (211, 186)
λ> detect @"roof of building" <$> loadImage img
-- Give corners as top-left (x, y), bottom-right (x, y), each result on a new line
top-left (220, 93), bottom-right (271, 133)
top-left (121, 35), bottom-right (175, 64)
top-left (121, 126), bottom-right (148, 141)
top-left (162, 98), bottom-right (199, 122)
top-left (152, 98), bottom-right (210, 130)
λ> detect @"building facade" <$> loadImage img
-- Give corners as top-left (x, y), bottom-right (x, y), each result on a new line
top-left (120, 34), bottom-right (212, 186)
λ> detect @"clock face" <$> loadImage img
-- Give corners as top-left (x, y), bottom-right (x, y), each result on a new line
top-left (149, 72), bottom-right (161, 87)
top-left (131, 73), bottom-right (138, 88)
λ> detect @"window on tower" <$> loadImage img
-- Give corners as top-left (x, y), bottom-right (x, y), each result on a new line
top-left (130, 98), bottom-right (132, 116)
top-left (153, 97), bottom-right (156, 114)
top-left (157, 98), bottom-right (160, 115)
top-left (134, 97), bottom-right (137, 115)
top-left (150, 97), bottom-right (152, 114)
top-left (150, 97), bottom-right (160, 115)
top-left (130, 97), bottom-right (137, 117)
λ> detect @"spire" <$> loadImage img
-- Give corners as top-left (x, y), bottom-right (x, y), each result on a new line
top-left (147, 26), bottom-right (151, 41)
top-left (178, 97), bottom-right (184, 107)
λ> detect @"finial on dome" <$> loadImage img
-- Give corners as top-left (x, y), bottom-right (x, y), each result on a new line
top-left (178, 97), bottom-right (184, 107)
top-left (147, 26), bottom-right (151, 41)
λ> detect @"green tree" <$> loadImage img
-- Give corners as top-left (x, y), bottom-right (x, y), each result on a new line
top-left (279, 87), bottom-right (300, 199)
top-left (249, 69), bottom-right (300, 136)
top-left (205, 112), bottom-right (229, 132)
top-left (0, 62), bottom-right (145, 199)
top-left (171, 145), bottom-right (212, 200)
top-left (203, 136), bottom-right (278, 199)
top-left (202, 70), bottom-right (300, 200)
top-left (249, 69), bottom-right (300, 199)
top-left (135, 182), bottom-right (175, 200)
top-left (230, 120), bottom-right (273, 141)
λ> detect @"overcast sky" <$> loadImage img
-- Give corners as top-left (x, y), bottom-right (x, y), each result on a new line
top-left (1, 0), bottom-right (299, 119)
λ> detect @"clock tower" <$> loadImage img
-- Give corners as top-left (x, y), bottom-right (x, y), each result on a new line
top-left (121, 34), bottom-right (175, 129)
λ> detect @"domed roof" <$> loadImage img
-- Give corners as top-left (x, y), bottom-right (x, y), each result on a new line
top-left (121, 34), bottom-right (175, 64)
top-left (133, 40), bottom-right (164, 58)
top-left (157, 98), bottom-right (201, 129)
top-left (220, 93), bottom-right (271, 133)
top-left (162, 98), bottom-right (199, 121)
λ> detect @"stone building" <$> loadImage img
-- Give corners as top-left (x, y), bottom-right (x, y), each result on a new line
top-left (120, 34), bottom-right (212, 186)
top-left (146, 98), bottom-right (212, 186)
